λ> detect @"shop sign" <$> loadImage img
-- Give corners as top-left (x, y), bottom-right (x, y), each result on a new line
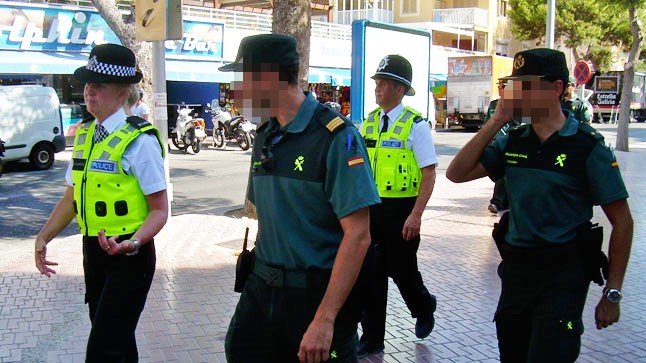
top-left (0, 3), bottom-right (223, 60)
top-left (164, 20), bottom-right (223, 60)
top-left (0, 4), bottom-right (119, 52)
top-left (596, 93), bottom-right (619, 106)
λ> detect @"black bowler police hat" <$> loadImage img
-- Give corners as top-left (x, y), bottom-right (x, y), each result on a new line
top-left (371, 54), bottom-right (415, 96)
top-left (219, 33), bottom-right (300, 72)
top-left (74, 44), bottom-right (142, 84)
top-left (502, 48), bottom-right (569, 81)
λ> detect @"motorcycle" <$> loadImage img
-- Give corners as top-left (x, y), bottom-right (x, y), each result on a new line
top-left (208, 102), bottom-right (254, 151)
top-left (171, 106), bottom-right (207, 154)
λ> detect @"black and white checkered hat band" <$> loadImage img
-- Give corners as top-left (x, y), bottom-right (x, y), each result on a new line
top-left (86, 56), bottom-right (136, 77)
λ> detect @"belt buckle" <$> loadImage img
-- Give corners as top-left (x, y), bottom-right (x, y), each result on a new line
top-left (265, 268), bottom-right (284, 288)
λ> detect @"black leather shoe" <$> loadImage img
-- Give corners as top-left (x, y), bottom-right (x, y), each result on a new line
top-left (415, 294), bottom-right (437, 339)
top-left (357, 341), bottom-right (384, 359)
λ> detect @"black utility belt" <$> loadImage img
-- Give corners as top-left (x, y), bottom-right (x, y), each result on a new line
top-left (252, 259), bottom-right (332, 289)
top-left (500, 240), bottom-right (580, 265)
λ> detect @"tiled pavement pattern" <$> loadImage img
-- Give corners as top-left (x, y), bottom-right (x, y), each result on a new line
top-left (2, 130), bottom-right (645, 362)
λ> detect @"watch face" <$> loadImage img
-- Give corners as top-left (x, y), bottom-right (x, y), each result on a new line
top-left (607, 290), bottom-right (622, 303)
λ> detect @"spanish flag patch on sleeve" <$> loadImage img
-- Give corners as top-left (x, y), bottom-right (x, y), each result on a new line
top-left (611, 161), bottom-right (619, 168)
top-left (347, 155), bottom-right (365, 167)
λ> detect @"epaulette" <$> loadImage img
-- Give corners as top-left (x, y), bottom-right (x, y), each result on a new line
top-left (578, 123), bottom-right (604, 142)
top-left (126, 116), bottom-right (152, 129)
top-left (508, 123), bottom-right (529, 136)
top-left (316, 104), bottom-right (349, 134)
top-left (413, 116), bottom-right (427, 124)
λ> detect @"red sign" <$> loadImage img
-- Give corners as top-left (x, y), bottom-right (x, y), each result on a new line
top-left (573, 60), bottom-right (593, 86)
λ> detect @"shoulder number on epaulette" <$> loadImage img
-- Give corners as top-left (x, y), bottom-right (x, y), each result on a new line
top-left (325, 116), bottom-right (345, 132)
top-left (413, 116), bottom-right (427, 124)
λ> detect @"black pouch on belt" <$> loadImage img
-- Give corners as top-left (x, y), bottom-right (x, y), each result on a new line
top-left (577, 223), bottom-right (608, 286)
top-left (492, 211), bottom-right (510, 259)
top-left (234, 227), bottom-right (255, 293)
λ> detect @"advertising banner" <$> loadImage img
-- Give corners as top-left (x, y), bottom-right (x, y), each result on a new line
top-left (0, 3), bottom-right (223, 60)
top-left (448, 56), bottom-right (492, 77)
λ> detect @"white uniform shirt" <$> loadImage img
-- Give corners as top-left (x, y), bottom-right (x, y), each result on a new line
top-left (130, 102), bottom-right (151, 118)
top-left (66, 108), bottom-right (166, 195)
top-left (380, 103), bottom-right (438, 168)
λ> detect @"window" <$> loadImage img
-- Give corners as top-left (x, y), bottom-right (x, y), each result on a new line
top-left (436, 0), bottom-right (447, 9)
top-left (401, 0), bottom-right (418, 15)
top-left (498, 0), bottom-right (508, 17)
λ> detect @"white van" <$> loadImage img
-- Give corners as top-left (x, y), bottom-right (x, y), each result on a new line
top-left (0, 85), bottom-right (66, 170)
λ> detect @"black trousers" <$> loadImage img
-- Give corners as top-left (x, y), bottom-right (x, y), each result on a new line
top-left (82, 235), bottom-right (156, 363)
top-left (226, 271), bottom-right (359, 363)
top-left (495, 250), bottom-right (589, 363)
top-left (490, 178), bottom-right (508, 210)
top-left (359, 197), bottom-right (433, 345)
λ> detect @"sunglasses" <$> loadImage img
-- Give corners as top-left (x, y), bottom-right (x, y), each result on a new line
top-left (260, 130), bottom-right (286, 170)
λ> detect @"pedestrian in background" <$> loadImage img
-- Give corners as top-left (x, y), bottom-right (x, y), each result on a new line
top-left (220, 33), bottom-right (380, 363)
top-left (484, 79), bottom-right (521, 214)
top-left (447, 48), bottom-right (633, 362)
top-left (34, 44), bottom-right (168, 362)
top-left (357, 54), bottom-right (438, 358)
top-left (562, 76), bottom-right (593, 124)
top-left (130, 89), bottom-right (151, 120)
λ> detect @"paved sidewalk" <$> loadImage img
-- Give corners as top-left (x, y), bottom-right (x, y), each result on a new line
top-left (1, 128), bottom-right (645, 362)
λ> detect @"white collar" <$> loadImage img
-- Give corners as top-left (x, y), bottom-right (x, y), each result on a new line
top-left (380, 103), bottom-right (404, 122)
top-left (97, 108), bottom-right (128, 133)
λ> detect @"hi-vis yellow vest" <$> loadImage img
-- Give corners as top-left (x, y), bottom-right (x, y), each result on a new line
top-left (361, 106), bottom-right (422, 198)
top-left (71, 118), bottom-right (164, 236)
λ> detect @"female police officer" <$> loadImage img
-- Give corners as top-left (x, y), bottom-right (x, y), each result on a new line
top-left (35, 44), bottom-right (168, 362)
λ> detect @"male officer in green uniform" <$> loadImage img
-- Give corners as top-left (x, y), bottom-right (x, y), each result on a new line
top-left (563, 76), bottom-right (593, 124)
top-left (447, 48), bottom-right (633, 362)
top-left (358, 55), bottom-right (438, 358)
top-left (220, 34), bottom-right (380, 363)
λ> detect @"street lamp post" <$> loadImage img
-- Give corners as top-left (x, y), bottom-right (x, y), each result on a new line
top-left (546, 0), bottom-right (556, 49)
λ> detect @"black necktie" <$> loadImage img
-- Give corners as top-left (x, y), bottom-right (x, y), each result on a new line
top-left (93, 123), bottom-right (109, 143)
top-left (380, 115), bottom-right (389, 134)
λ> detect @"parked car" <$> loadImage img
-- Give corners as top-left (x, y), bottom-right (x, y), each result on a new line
top-left (0, 85), bottom-right (65, 170)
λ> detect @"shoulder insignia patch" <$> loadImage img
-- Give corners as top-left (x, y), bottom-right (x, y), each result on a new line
top-left (325, 117), bottom-right (345, 132)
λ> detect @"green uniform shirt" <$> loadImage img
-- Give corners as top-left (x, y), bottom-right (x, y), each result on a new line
top-left (248, 93), bottom-right (380, 269)
top-left (481, 111), bottom-right (628, 247)
top-left (562, 97), bottom-right (593, 123)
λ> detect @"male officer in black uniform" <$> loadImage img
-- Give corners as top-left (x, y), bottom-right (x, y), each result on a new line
top-left (447, 48), bottom-right (633, 362)
top-left (220, 34), bottom-right (380, 363)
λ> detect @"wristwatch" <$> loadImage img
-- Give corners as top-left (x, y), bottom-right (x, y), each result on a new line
top-left (125, 238), bottom-right (141, 256)
top-left (603, 287), bottom-right (622, 303)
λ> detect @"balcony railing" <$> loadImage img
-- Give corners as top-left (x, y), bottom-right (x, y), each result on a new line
top-left (12, 0), bottom-right (352, 40)
top-left (333, 9), bottom-right (394, 25)
top-left (433, 7), bottom-right (488, 28)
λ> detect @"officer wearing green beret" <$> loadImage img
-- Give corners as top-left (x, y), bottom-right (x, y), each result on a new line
top-left (563, 76), bottom-right (593, 124)
top-left (35, 44), bottom-right (168, 361)
top-left (220, 33), bottom-right (380, 363)
top-left (447, 48), bottom-right (633, 362)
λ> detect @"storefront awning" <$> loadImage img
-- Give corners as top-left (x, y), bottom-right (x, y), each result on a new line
top-left (0, 51), bottom-right (234, 83)
top-left (165, 60), bottom-right (234, 83)
top-left (0, 51), bottom-right (86, 74)
top-left (309, 67), bottom-right (351, 87)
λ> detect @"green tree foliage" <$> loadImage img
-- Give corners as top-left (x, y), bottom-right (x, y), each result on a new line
top-left (509, 0), bottom-right (633, 71)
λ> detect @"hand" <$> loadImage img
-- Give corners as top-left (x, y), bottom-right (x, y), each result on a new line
top-left (297, 317), bottom-right (334, 363)
top-left (402, 212), bottom-right (422, 241)
top-left (490, 96), bottom-right (512, 126)
top-left (35, 237), bottom-right (58, 277)
top-left (97, 230), bottom-right (132, 256)
top-left (595, 296), bottom-right (620, 330)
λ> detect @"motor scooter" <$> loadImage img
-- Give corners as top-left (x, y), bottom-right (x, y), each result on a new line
top-left (208, 101), bottom-right (254, 151)
top-left (171, 106), bottom-right (207, 153)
